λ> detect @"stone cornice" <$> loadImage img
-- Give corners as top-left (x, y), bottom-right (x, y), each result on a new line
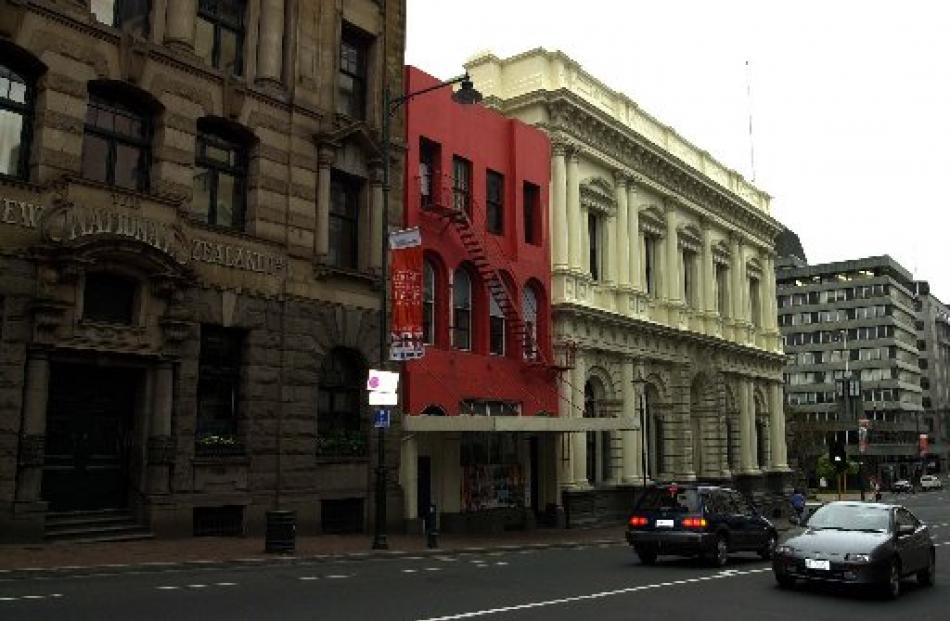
top-left (501, 89), bottom-right (783, 246)
top-left (579, 177), bottom-right (616, 216)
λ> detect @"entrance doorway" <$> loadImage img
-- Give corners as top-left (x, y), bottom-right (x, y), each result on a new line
top-left (42, 364), bottom-right (140, 511)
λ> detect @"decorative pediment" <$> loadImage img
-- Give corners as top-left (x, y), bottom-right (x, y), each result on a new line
top-left (677, 224), bottom-right (702, 253)
top-left (580, 177), bottom-right (616, 215)
top-left (638, 205), bottom-right (665, 237)
top-left (712, 239), bottom-right (731, 265)
top-left (746, 257), bottom-right (764, 279)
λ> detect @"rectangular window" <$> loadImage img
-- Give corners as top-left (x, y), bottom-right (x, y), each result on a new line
top-left (452, 156), bottom-right (472, 216)
top-left (489, 296), bottom-right (505, 356)
top-left (197, 325), bottom-right (243, 446)
top-left (329, 172), bottom-right (361, 269)
top-left (419, 137), bottom-right (440, 208)
top-left (645, 235), bottom-right (657, 296)
top-left (749, 278), bottom-right (761, 327)
top-left (523, 181), bottom-right (540, 245)
top-left (588, 213), bottom-right (600, 280)
top-left (338, 24), bottom-right (370, 119)
top-left (716, 264), bottom-right (728, 316)
top-left (682, 251), bottom-right (697, 308)
top-left (196, 0), bottom-right (245, 75)
top-left (486, 170), bottom-right (504, 234)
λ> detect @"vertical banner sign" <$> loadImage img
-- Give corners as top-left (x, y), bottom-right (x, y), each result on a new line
top-left (858, 418), bottom-right (870, 455)
top-left (919, 433), bottom-right (929, 458)
top-left (389, 228), bottom-right (424, 361)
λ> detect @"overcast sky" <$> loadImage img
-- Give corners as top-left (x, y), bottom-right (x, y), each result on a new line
top-left (406, 0), bottom-right (950, 299)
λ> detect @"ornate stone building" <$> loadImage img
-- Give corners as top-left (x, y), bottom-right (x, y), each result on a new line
top-left (466, 49), bottom-right (789, 523)
top-left (0, 0), bottom-right (406, 541)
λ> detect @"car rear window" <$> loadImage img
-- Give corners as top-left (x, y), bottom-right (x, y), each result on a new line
top-left (636, 487), bottom-right (702, 513)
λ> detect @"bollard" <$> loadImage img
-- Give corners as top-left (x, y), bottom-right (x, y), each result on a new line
top-left (426, 503), bottom-right (439, 549)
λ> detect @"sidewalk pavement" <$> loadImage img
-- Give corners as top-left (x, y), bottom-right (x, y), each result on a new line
top-left (0, 526), bottom-right (627, 577)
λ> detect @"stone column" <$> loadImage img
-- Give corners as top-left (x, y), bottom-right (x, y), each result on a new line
top-left (551, 142), bottom-right (569, 270)
top-left (737, 378), bottom-right (755, 474)
top-left (256, 0), bottom-right (286, 86)
top-left (621, 360), bottom-right (639, 483)
top-left (604, 212), bottom-right (616, 285)
top-left (147, 362), bottom-right (174, 495)
top-left (567, 149), bottom-right (582, 272)
top-left (314, 146), bottom-right (335, 262)
top-left (664, 206), bottom-right (679, 304)
top-left (701, 224), bottom-right (715, 327)
top-left (570, 352), bottom-right (588, 488)
top-left (614, 174), bottom-right (629, 288)
top-left (769, 382), bottom-right (789, 470)
top-left (557, 375), bottom-right (573, 493)
top-left (369, 165), bottom-right (384, 273)
top-left (400, 433), bottom-right (419, 522)
top-left (730, 234), bottom-right (745, 326)
top-left (15, 351), bottom-right (50, 503)
top-left (627, 185), bottom-right (641, 292)
top-left (164, 0), bottom-right (198, 53)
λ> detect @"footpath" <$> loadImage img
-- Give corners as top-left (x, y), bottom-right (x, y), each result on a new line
top-left (0, 525), bottom-right (627, 578)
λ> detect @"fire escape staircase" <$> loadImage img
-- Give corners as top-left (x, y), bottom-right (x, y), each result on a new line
top-left (419, 175), bottom-right (557, 376)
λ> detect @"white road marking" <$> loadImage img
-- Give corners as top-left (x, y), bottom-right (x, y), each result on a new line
top-left (413, 568), bottom-right (772, 620)
top-left (298, 576), bottom-right (319, 581)
top-left (495, 562), bottom-right (508, 566)
top-left (326, 574), bottom-right (350, 579)
top-left (0, 593), bottom-right (64, 603)
top-left (187, 584), bottom-right (208, 589)
top-left (424, 567), bottom-right (442, 572)
top-left (406, 556), bottom-right (424, 560)
top-left (403, 569), bottom-right (419, 574)
top-left (215, 582), bottom-right (237, 587)
top-left (157, 586), bottom-right (180, 590)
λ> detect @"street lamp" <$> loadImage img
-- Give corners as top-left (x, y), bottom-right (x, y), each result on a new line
top-left (372, 72), bottom-right (482, 551)
top-left (632, 365), bottom-right (649, 492)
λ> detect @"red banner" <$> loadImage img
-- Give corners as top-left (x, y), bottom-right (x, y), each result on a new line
top-left (919, 433), bottom-right (929, 458)
top-left (390, 228), bottom-right (424, 361)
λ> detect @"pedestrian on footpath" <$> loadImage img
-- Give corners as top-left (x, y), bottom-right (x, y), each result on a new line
top-left (790, 489), bottom-right (806, 522)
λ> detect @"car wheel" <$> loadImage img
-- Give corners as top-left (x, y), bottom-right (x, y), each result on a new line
top-left (759, 532), bottom-right (777, 560)
top-left (884, 560), bottom-right (901, 600)
top-left (775, 572), bottom-right (795, 589)
top-left (918, 551), bottom-right (935, 587)
top-left (635, 546), bottom-right (657, 566)
top-left (709, 535), bottom-right (729, 567)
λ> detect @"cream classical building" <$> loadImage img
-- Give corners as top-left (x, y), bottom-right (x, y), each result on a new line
top-left (466, 49), bottom-right (789, 525)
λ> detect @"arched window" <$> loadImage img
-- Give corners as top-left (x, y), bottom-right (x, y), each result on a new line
top-left (489, 294), bottom-right (505, 356)
top-left (645, 385), bottom-right (664, 479)
top-left (193, 119), bottom-right (248, 230)
top-left (317, 348), bottom-right (366, 458)
top-left (0, 62), bottom-right (33, 180)
top-left (83, 272), bottom-right (137, 325)
top-left (82, 87), bottom-right (151, 191)
top-left (452, 268), bottom-right (471, 351)
top-left (584, 379), bottom-right (612, 486)
top-left (196, 0), bottom-right (246, 75)
top-left (522, 285), bottom-right (539, 361)
top-left (423, 259), bottom-right (436, 345)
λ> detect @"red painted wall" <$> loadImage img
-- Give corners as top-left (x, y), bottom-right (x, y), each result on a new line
top-left (402, 66), bottom-right (556, 417)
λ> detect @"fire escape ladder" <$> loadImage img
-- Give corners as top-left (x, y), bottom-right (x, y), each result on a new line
top-left (420, 175), bottom-right (549, 368)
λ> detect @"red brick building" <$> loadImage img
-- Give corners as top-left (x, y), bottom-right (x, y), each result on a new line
top-left (397, 67), bottom-right (560, 533)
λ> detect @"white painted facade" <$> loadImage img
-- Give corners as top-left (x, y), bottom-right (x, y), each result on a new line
top-left (466, 49), bottom-right (790, 495)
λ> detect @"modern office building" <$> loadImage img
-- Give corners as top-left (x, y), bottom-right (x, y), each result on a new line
top-left (465, 49), bottom-right (790, 526)
top-left (913, 281), bottom-right (950, 474)
top-left (0, 0), bottom-right (407, 541)
top-left (776, 256), bottom-right (924, 485)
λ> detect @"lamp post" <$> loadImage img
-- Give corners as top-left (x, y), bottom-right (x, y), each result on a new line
top-left (372, 72), bottom-right (482, 551)
top-left (632, 366), bottom-right (649, 493)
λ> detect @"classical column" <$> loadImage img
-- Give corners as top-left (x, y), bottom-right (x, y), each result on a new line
top-left (621, 360), bottom-right (638, 483)
top-left (551, 142), bottom-right (569, 270)
top-left (614, 174), bottom-right (629, 288)
top-left (164, 0), bottom-right (198, 53)
top-left (369, 165), bottom-right (384, 273)
top-left (701, 224), bottom-right (715, 323)
top-left (604, 212), bottom-right (616, 284)
top-left (256, 0), bottom-right (286, 86)
top-left (147, 362), bottom-right (174, 495)
top-left (557, 374), bottom-right (573, 491)
top-left (730, 234), bottom-right (745, 326)
top-left (769, 382), bottom-right (789, 470)
top-left (737, 378), bottom-right (755, 474)
top-left (664, 206), bottom-right (679, 304)
top-left (400, 434), bottom-right (419, 522)
top-left (627, 185), bottom-right (641, 292)
top-left (314, 146), bottom-right (335, 262)
top-left (15, 350), bottom-right (50, 503)
top-left (566, 149), bottom-right (582, 272)
top-left (570, 352), bottom-right (588, 488)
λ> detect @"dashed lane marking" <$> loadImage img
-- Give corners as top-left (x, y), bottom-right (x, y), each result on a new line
top-left (325, 574), bottom-right (351, 579)
top-left (0, 593), bottom-right (63, 603)
top-left (424, 567), bottom-right (442, 572)
top-left (494, 562), bottom-right (508, 566)
top-left (413, 568), bottom-right (772, 621)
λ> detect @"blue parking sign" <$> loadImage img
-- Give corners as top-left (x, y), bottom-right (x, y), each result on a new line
top-left (374, 409), bottom-right (391, 429)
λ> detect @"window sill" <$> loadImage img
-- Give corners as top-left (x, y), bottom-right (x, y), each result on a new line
top-left (313, 261), bottom-right (381, 286)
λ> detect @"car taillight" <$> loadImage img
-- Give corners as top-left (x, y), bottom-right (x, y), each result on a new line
top-left (628, 515), bottom-right (649, 527)
top-left (681, 517), bottom-right (707, 529)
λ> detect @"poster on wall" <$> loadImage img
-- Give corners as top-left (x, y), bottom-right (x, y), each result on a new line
top-left (390, 228), bottom-right (424, 361)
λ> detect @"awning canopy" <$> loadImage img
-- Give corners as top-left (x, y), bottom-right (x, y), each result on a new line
top-left (402, 416), bottom-right (640, 433)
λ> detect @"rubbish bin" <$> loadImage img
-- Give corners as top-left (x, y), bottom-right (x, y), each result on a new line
top-left (265, 510), bottom-right (296, 554)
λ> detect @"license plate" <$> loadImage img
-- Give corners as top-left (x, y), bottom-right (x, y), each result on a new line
top-left (655, 519), bottom-right (674, 528)
top-left (805, 559), bottom-right (830, 571)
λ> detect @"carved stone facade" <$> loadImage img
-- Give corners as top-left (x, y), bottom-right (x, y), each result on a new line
top-left (466, 49), bottom-right (790, 522)
top-left (0, 0), bottom-right (406, 541)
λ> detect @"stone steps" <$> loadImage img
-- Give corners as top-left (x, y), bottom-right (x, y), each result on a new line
top-left (45, 509), bottom-right (154, 544)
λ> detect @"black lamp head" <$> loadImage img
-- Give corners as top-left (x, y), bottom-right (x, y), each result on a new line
top-left (452, 75), bottom-right (483, 105)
